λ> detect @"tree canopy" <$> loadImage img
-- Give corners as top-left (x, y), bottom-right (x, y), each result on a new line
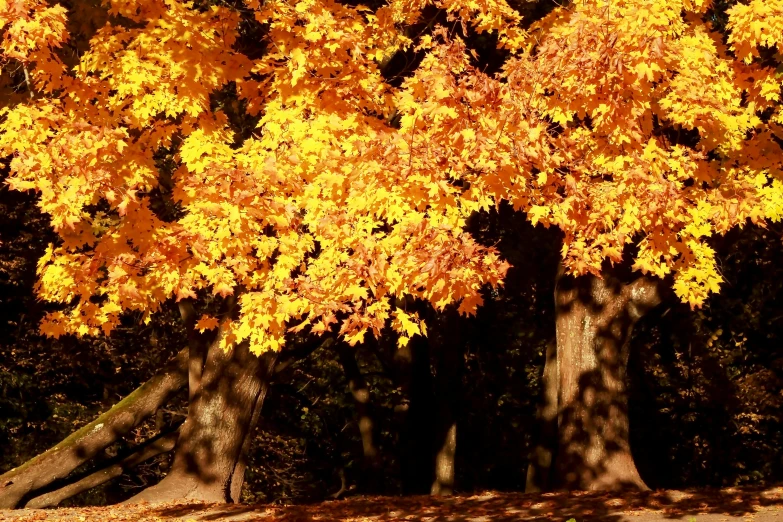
top-left (1, 0), bottom-right (782, 357)
top-left (2, 0), bottom-right (783, 502)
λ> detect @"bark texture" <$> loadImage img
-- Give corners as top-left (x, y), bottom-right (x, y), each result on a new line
top-left (3, 329), bottom-right (327, 509)
top-left (553, 267), bottom-right (662, 491)
top-left (227, 347), bottom-right (277, 504)
top-left (431, 423), bottom-right (457, 496)
top-left (128, 331), bottom-right (277, 504)
top-left (0, 349), bottom-right (188, 509)
top-left (24, 430), bottom-right (180, 509)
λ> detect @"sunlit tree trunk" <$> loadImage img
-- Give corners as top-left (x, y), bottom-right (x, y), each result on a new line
top-left (25, 429), bottom-right (181, 509)
top-left (177, 299), bottom-right (212, 403)
top-left (128, 325), bottom-right (277, 504)
top-left (552, 265), bottom-right (662, 491)
top-left (1, 324), bottom-right (329, 509)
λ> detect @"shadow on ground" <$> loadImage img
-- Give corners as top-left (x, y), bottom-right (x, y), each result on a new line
top-left (3, 487), bottom-right (782, 521)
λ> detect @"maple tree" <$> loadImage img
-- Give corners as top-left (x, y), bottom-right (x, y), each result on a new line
top-left (1, 0), bottom-right (782, 506)
top-left (391, 0), bottom-right (782, 491)
top-left (0, 0), bottom-right (511, 506)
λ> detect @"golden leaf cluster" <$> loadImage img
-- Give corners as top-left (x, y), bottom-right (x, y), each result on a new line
top-left (1, 0), bottom-right (781, 352)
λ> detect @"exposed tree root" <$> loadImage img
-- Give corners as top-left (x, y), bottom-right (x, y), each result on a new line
top-left (25, 429), bottom-right (180, 509)
top-left (0, 349), bottom-right (188, 509)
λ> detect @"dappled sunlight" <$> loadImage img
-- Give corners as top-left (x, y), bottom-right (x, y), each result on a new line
top-left (3, 488), bottom-right (783, 521)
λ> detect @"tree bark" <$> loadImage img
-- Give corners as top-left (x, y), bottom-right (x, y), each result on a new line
top-left (552, 266), bottom-right (662, 491)
top-left (128, 328), bottom-right (277, 504)
top-left (0, 349), bottom-right (188, 509)
top-left (525, 339), bottom-right (558, 493)
top-left (228, 336), bottom-right (332, 502)
top-left (431, 423), bottom-right (457, 496)
top-left (3, 324), bottom-right (329, 509)
top-left (24, 429), bottom-right (180, 509)
top-left (227, 348), bottom-right (277, 504)
top-left (334, 342), bottom-right (382, 493)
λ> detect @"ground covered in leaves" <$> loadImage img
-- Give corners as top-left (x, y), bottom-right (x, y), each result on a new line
top-left (1, 487), bottom-right (782, 522)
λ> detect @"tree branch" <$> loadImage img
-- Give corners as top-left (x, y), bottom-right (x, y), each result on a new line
top-left (25, 429), bottom-right (181, 509)
top-left (0, 349), bottom-right (188, 509)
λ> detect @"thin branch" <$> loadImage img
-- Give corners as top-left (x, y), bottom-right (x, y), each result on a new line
top-left (23, 65), bottom-right (33, 99)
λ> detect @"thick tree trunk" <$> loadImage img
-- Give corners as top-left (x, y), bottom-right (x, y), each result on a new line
top-left (229, 336), bottom-right (332, 502)
top-left (553, 267), bottom-right (662, 491)
top-left (24, 429), bottom-right (180, 509)
top-left (525, 339), bottom-right (558, 493)
top-left (334, 342), bottom-right (382, 493)
top-left (430, 310), bottom-right (463, 496)
top-left (227, 348), bottom-right (277, 505)
top-left (0, 349), bottom-right (188, 509)
top-left (128, 329), bottom-right (277, 504)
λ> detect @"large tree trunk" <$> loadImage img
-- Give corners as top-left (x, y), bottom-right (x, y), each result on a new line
top-left (3, 328), bottom-right (326, 510)
top-left (0, 349), bottom-right (188, 509)
top-left (229, 335), bottom-right (332, 502)
top-left (24, 429), bottom-right (181, 509)
top-left (334, 342), bottom-right (382, 493)
top-left (128, 328), bottom-right (277, 504)
top-left (227, 352), bottom-right (275, 505)
top-left (552, 266), bottom-right (662, 491)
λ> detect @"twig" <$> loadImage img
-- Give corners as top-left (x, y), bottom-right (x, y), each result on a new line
top-left (23, 65), bottom-right (33, 99)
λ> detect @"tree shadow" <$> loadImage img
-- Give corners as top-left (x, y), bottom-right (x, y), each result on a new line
top-left (147, 488), bottom-right (783, 522)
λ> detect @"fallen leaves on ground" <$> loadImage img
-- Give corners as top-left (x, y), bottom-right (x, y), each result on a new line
top-left (1, 486), bottom-right (782, 522)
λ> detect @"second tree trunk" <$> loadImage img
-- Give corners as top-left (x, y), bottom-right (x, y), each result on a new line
top-left (550, 267), bottom-right (661, 491)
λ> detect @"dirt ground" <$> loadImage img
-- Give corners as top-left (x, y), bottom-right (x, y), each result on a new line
top-left (1, 486), bottom-right (781, 522)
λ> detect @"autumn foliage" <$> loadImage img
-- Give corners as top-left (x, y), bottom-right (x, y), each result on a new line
top-left (1, 0), bottom-right (782, 351)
